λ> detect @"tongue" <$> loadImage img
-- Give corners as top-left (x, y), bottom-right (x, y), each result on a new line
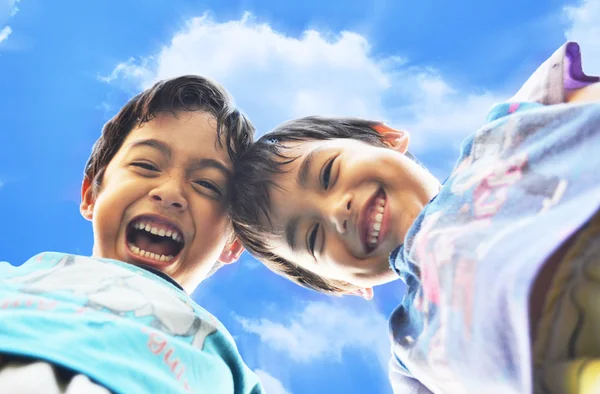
top-left (133, 232), bottom-right (179, 257)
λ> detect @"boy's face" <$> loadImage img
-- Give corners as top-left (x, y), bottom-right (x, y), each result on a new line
top-left (81, 112), bottom-right (241, 292)
top-left (263, 133), bottom-right (440, 291)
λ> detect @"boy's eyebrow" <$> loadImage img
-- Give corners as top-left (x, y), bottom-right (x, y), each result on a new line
top-left (296, 147), bottom-right (323, 187)
top-left (127, 138), bottom-right (172, 159)
top-left (285, 216), bottom-right (300, 252)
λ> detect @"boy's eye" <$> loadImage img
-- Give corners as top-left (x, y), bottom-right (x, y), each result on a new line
top-left (321, 157), bottom-right (336, 190)
top-left (307, 223), bottom-right (320, 257)
top-left (194, 180), bottom-right (224, 198)
top-left (132, 162), bottom-right (159, 172)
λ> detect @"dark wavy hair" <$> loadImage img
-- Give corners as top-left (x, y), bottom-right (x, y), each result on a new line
top-left (85, 75), bottom-right (254, 196)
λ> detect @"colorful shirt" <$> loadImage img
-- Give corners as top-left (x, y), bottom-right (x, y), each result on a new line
top-left (0, 252), bottom-right (264, 394)
top-left (388, 42), bottom-right (600, 394)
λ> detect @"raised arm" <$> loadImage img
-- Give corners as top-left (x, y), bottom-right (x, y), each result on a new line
top-left (389, 355), bottom-right (434, 394)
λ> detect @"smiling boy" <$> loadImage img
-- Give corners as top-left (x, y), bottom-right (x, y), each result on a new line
top-left (0, 76), bottom-right (263, 393)
top-left (231, 42), bottom-right (600, 393)
top-left (82, 101), bottom-right (241, 292)
top-left (256, 129), bottom-right (439, 297)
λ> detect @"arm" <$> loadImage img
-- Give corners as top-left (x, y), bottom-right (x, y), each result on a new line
top-left (510, 42), bottom-right (599, 105)
top-left (389, 355), bottom-right (434, 394)
top-left (566, 82), bottom-right (600, 103)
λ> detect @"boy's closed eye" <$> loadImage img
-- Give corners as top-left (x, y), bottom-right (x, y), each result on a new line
top-left (130, 159), bottom-right (226, 200)
top-left (304, 154), bottom-right (340, 258)
top-left (307, 223), bottom-right (319, 258)
top-left (286, 148), bottom-right (342, 258)
top-left (131, 161), bottom-right (160, 174)
top-left (307, 221), bottom-right (327, 260)
top-left (320, 153), bottom-right (341, 191)
top-left (321, 157), bottom-right (334, 190)
top-left (193, 179), bottom-right (225, 199)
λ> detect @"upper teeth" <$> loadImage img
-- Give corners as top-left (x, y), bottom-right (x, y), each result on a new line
top-left (134, 221), bottom-right (182, 243)
top-left (368, 198), bottom-right (385, 246)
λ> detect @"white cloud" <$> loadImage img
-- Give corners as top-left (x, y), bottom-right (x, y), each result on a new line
top-left (98, 57), bottom-right (156, 85)
top-left (0, 1), bottom-right (15, 20)
top-left (100, 12), bottom-right (502, 149)
top-left (100, 12), bottom-right (391, 128)
top-left (0, 25), bottom-right (11, 43)
top-left (9, 0), bottom-right (20, 17)
top-left (0, 0), bottom-right (19, 45)
top-left (564, 0), bottom-right (600, 74)
top-left (254, 370), bottom-right (291, 394)
top-left (236, 300), bottom-right (391, 368)
top-left (387, 69), bottom-right (505, 150)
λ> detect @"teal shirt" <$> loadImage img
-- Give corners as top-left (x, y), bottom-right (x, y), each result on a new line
top-left (0, 252), bottom-right (264, 394)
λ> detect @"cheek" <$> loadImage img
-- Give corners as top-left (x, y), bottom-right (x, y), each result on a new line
top-left (344, 155), bottom-right (389, 185)
top-left (93, 191), bottom-right (119, 224)
top-left (360, 150), bottom-right (401, 171)
top-left (91, 179), bottom-right (141, 236)
top-left (191, 201), bottom-right (230, 234)
top-left (324, 237), bottom-right (357, 273)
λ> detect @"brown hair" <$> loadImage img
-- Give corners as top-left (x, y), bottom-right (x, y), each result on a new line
top-left (84, 75), bottom-right (254, 195)
top-left (230, 116), bottom-right (424, 294)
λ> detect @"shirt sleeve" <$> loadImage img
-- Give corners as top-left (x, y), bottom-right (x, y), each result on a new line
top-left (509, 42), bottom-right (599, 105)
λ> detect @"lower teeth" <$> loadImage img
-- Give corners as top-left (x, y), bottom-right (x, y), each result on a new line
top-left (128, 243), bottom-right (173, 262)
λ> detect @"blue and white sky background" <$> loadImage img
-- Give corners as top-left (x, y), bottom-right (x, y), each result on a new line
top-left (1, 0), bottom-right (599, 393)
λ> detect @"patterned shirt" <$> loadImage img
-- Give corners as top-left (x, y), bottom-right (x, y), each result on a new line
top-left (388, 42), bottom-right (600, 394)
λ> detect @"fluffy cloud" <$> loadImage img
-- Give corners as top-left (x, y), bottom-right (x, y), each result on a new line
top-left (100, 12), bottom-right (502, 149)
top-left (0, 0), bottom-right (20, 44)
top-left (0, 0), bottom-right (19, 19)
top-left (254, 370), bottom-right (291, 394)
top-left (390, 71), bottom-right (504, 150)
top-left (564, 0), bottom-right (600, 74)
top-left (100, 13), bottom-right (390, 130)
top-left (9, 0), bottom-right (19, 16)
top-left (236, 300), bottom-right (390, 368)
top-left (0, 25), bottom-right (10, 43)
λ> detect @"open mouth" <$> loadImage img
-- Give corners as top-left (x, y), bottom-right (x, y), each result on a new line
top-left (360, 188), bottom-right (387, 253)
top-left (126, 216), bottom-right (185, 265)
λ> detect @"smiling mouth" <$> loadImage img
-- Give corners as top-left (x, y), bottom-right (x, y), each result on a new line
top-left (361, 188), bottom-right (387, 253)
top-left (126, 216), bottom-right (185, 264)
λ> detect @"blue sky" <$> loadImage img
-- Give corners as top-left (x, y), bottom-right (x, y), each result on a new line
top-left (1, 0), bottom-right (599, 393)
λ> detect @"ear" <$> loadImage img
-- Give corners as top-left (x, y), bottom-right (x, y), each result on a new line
top-left (372, 124), bottom-right (410, 154)
top-left (344, 287), bottom-right (374, 300)
top-left (80, 176), bottom-right (95, 221)
top-left (218, 238), bottom-right (245, 264)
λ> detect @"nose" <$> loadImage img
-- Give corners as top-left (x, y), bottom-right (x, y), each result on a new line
top-left (329, 193), bottom-right (352, 234)
top-left (149, 179), bottom-right (188, 211)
